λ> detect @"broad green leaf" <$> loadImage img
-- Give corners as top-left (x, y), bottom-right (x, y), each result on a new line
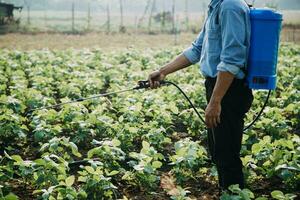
top-left (128, 127), bottom-right (138, 133)
top-left (33, 190), bottom-right (43, 195)
top-left (152, 161), bottom-right (162, 169)
top-left (107, 170), bottom-right (119, 176)
top-left (40, 143), bottom-right (49, 152)
top-left (34, 159), bottom-right (46, 166)
top-left (255, 197), bottom-right (268, 200)
top-left (11, 155), bottom-right (23, 163)
top-left (78, 190), bottom-right (87, 198)
top-left (69, 142), bottom-right (82, 157)
top-left (251, 143), bottom-right (261, 154)
top-left (112, 138), bottom-right (121, 147)
top-left (271, 190), bottom-right (285, 199)
top-left (163, 137), bottom-right (172, 144)
top-left (133, 164), bottom-right (144, 171)
top-left (78, 176), bottom-right (87, 183)
top-left (34, 131), bottom-right (45, 142)
top-left (4, 193), bottom-right (19, 200)
top-left (87, 147), bottom-right (100, 158)
top-left (119, 115), bottom-right (124, 122)
top-left (65, 175), bottom-right (75, 187)
top-left (49, 196), bottom-right (56, 200)
top-left (85, 166), bottom-right (95, 174)
top-left (169, 102), bottom-right (179, 114)
top-left (142, 141), bottom-right (150, 150)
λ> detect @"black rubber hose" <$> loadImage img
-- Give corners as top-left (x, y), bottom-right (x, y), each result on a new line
top-left (162, 81), bottom-right (271, 132)
top-left (163, 81), bottom-right (206, 124)
top-left (243, 90), bottom-right (271, 131)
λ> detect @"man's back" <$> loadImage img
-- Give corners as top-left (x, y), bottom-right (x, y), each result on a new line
top-left (183, 0), bottom-right (251, 80)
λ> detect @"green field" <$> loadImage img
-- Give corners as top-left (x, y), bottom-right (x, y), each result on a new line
top-left (0, 43), bottom-right (299, 199)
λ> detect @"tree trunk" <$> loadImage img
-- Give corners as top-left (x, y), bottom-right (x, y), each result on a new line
top-left (27, 5), bottom-right (30, 25)
top-left (160, 0), bottom-right (166, 33)
top-left (87, 1), bottom-right (91, 31)
top-left (138, 0), bottom-right (151, 28)
top-left (72, 2), bottom-right (75, 33)
top-left (134, 16), bottom-right (138, 34)
top-left (172, 0), bottom-right (176, 33)
top-left (44, 0), bottom-right (47, 27)
top-left (119, 0), bottom-right (124, 32)
top-left (185, 0), bottom-right (189, 31)
top-left (174, 15), bottom-right (179, 45)
top-left (148, 0), bottom-right (156, 33)
top-left (106, 2), bottom-right (110, 34)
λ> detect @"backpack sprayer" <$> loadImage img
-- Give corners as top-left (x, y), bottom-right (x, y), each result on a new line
top-left (28, 7), bottom-right (283, 166)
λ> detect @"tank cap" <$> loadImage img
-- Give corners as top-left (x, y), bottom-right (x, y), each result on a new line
top-left (250, 8), bottom-right (283, 20)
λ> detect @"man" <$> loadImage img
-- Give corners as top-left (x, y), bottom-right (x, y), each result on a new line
top-left (148, 0), bottom-right (253, 190)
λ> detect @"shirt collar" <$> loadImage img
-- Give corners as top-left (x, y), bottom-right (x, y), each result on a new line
top-left (209, 0), bottom-right (222, 9)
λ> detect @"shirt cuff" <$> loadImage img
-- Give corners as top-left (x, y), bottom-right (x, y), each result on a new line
top-left (217, 61), bottom-right (241, 76)
top-left (182, 46), bottom-right (201, 64)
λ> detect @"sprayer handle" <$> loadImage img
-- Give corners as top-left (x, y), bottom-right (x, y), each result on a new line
top-left (136, 80), bottom-right (167, 89)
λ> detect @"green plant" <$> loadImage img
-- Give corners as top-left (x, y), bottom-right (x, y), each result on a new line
top-left (0, 44), bottom-right (299, 198)
top-left (127, 141), bottom-right (164, 190)
top-left (169, 138), bottom-right (207, 182)
top-left (271, 190), bottom-right (297, 200)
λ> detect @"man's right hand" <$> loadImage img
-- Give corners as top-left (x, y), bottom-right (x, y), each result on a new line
top-left (147, 53), bottom-right (192, 89)
top-left (148, 70), bottom-right (166, 89)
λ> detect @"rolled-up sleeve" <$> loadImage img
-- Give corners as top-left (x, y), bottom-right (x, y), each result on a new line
top-left (217, 8), bottom-right (247, 75)
top-left (183, 28), bottom-right (205, 64)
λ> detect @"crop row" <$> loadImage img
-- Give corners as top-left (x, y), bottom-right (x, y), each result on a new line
top-left (0, 44), bottom-right (299, 199)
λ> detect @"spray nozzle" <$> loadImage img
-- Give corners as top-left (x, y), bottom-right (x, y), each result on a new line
top-left (135, 80), bottom-right (167, 89)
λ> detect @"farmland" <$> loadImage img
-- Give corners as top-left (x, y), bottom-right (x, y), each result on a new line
top-left (0, 42), bottom-right (299, 199)
top-left (0, 32), bottom-right (198, 51)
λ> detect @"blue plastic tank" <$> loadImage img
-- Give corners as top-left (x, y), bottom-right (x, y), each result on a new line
top-left (247, 8), bottom-right (283, 90)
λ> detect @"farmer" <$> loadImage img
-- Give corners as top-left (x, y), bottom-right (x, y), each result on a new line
top-left (148, 0), bottom-right (253, 190)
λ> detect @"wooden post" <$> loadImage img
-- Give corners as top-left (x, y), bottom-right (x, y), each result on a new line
top-left (185, 0), bottom-right (189, 31)
top-left (174, 15), bottom-right (179, 45)
top-left (138, 0), bottom-right (151, 28)
top-left (119, 0), bottom-right (124, 32)
top-left (134, 15), bottom-right (138, 35)
top-left (293, 27), bottom-right (296, 43)
top-left (106, 2), bottom-right (111, 34)
top-left (27, 5), bottom-right (30, 25)
top-left (72, 2), bottom-right (75, 33)
top-left (44, 0), bottom-right (47, 27)
top-left (161, 0), bottom-right (166, 33)
top-left (87, 0), bottom-right (91, 31)
top-left (172, 0), bottom-right (176, 33)
top-left (148, 0), bottom-right (156, 33)
top-left (23, 0), bottom-right (31, 25)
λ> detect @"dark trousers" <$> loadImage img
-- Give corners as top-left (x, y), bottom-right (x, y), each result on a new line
top-left (205, 77), bottom-right (253, 189)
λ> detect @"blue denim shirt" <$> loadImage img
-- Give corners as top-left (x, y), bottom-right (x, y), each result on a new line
top-left (183, 0), bottom-right (250, 79)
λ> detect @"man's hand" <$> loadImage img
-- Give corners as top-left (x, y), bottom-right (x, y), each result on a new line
top-left (148, 70), bottom-right (166, 89)
top-left (205, 101), bottom-right (221, 128)
top-left (205, 71), bottom-right (235, 128)
top-left (147, 54), bottom-right (192, 89)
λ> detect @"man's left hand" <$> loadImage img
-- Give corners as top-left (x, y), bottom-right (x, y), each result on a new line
top-left (205, 101), bottom-right (221, 128)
